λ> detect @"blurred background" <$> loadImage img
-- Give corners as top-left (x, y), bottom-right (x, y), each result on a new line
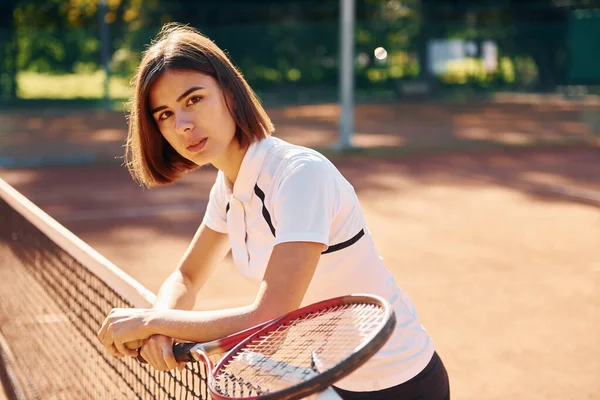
top-left (1, 0), bottom-right (599, 108)
top-left (1, 1), bottom-right (599, 399)
top-left (1, 0), bottom-right (600, 165)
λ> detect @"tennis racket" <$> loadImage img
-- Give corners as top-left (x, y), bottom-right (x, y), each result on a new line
top-left (138, 294), bottom-right (395, 400)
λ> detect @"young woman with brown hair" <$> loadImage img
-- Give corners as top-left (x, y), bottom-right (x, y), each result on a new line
top-left (98, 23), bottom-right (450, 399)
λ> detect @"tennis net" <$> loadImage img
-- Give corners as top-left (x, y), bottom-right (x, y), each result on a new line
top-left (0, 178), bottom-right (209, 399)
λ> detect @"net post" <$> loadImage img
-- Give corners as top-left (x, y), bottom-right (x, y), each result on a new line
top-left (336, 0), bottom-right (356, 152)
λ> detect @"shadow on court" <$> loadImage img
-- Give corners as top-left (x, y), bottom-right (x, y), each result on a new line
top-left (1, 98), bottom-right (599, 399)
top-left (1, 96), bottom-right (598, 167)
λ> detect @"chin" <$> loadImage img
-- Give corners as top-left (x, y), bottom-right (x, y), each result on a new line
top-left (189, 155), bottom-right (211, 167)
top-left (189, 149), bottom-right (218, 167)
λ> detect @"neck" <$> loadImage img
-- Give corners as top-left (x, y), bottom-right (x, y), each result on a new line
top-left (212, 139), bottom-right (248, 185)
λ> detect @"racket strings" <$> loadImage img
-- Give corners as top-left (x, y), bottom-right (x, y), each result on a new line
top-left (212, 302), bottom-right (386, 397)
top-left (218, 371), bottom-right (265, 397)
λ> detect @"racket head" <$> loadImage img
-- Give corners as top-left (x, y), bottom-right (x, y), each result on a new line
top-left (209, 294), bottom-right (396, 400)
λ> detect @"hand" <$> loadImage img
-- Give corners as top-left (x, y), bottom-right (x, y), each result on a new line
top-left (140, 334), bottom-right (186, 372)
top-left (97, 307), bottom-right (155, 358)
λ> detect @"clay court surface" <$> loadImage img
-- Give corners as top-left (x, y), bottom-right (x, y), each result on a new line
top-left (1, 99), bottom-right (599, 399)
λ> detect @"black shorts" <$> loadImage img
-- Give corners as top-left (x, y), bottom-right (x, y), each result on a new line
top-left (333, 351), bottom-right (450, 400)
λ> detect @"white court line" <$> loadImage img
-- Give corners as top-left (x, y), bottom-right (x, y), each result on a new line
top-left (55, 203), bottom-right (205, 221)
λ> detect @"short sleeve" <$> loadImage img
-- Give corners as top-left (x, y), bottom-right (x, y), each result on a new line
top-left (202, 172), bottom-right (229, 233)
top-left (272, 155), bottom-right (339, 247)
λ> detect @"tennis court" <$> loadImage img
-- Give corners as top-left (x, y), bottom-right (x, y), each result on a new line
top-left (3, 2), bottom-right (600, 398)
top-left (1, 98), bottom-right (599, 399)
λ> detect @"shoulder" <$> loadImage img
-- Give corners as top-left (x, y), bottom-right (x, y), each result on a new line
top-left (265, 137), bottom-right (340, 184)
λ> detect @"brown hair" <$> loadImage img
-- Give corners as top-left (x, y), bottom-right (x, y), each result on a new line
top-left (125, 23), bottom-right (274, 187)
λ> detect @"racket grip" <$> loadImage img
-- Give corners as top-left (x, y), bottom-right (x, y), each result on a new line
top-left (173, 342), bottom-right (197, 363)
top-left (136, 342), bottom-right (197, 364)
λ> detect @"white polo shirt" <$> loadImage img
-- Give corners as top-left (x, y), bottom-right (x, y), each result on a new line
top-left (202, 136), bottom-right (435, 391)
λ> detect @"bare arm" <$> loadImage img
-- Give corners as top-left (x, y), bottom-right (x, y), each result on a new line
top-left (99, 240), bottom-right (322, 366)
top-left (116, 223), bottom-right (229, 370)
top-left (154, 222), bottom-right (230, 311)
top-left (145, 240), bottom-right (323, 343)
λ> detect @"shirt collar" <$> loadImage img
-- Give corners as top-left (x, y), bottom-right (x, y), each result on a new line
top-left (223, 136), bottom-right (275, 203)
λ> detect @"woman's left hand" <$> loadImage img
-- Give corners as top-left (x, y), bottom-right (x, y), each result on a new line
top-left (97, 308), bottom-right (155, 358)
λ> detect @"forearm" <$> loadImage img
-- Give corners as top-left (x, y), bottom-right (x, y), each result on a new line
top-left (146, 304), bottom-right (264, 343)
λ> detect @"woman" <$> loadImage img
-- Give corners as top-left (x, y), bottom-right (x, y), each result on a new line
top-left (97, 23), bottom-right (450, 399)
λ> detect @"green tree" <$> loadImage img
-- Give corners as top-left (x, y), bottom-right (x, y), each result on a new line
top-left (0, 0), bottom-right (19, 100)
top-left (506, 0), bottom-right (568, 90)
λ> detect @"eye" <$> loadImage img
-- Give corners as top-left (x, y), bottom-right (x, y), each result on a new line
top-left (187, 96), bottom-right (203, 107)
top-left (158, 111), bottom-right (172, 121)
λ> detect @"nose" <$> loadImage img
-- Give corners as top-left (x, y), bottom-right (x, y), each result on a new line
top-left (174, 113), bottom-right (194, 135)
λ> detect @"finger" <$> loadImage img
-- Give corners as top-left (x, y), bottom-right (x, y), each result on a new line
top-left (146, 335), bottom-right (172, 371)
top-left (110, 344), bottom-right (123, 358)
top-left (142, 342), bottom-right (168, 371)
top-left (139, 346), bottom-right (151, 364)
top-left (139, 338), bottom-right (156, 365)
top-left (177, 361), bottom-right (186, 372)
top-left (97, 318), bottom-right (110, 343)
top-left (100, 326), bottom-right (118, 357)
top-left (162, 344), bottom-right (178, 371)
top-left (154, 347), bottom-right (171, 371)
top-left (115, 340), bottom-right (138, 358)
top-left (150, 354), bottom-right (169, 371)
top-left (98, 313), bottom-right (120, 348)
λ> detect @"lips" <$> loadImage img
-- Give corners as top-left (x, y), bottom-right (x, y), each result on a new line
top-left (186, 137), bottom-right (207, 152)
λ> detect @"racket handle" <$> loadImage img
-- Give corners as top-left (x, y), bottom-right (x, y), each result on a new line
top-left (136, 342), bottom-right (197, 364)
top-left (173, 342), bottom-right (197, 363)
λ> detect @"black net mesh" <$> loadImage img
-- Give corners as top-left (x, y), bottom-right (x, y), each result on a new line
top-left (0, 186), bottom-right (209, 400)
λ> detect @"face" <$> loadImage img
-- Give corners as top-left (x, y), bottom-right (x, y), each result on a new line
top-left (148, 69), bottom-right (238, 167)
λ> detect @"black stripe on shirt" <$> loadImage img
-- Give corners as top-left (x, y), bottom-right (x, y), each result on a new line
top-left (321, 229), bottom-right (365, 255)
top-left (252, 184), bottom-right (364, 255)
top-left (254, 184), bottom-right (276, 236)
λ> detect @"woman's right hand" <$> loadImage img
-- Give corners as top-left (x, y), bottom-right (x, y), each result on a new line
top-left (139, 334), bottom-right (186, 372)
